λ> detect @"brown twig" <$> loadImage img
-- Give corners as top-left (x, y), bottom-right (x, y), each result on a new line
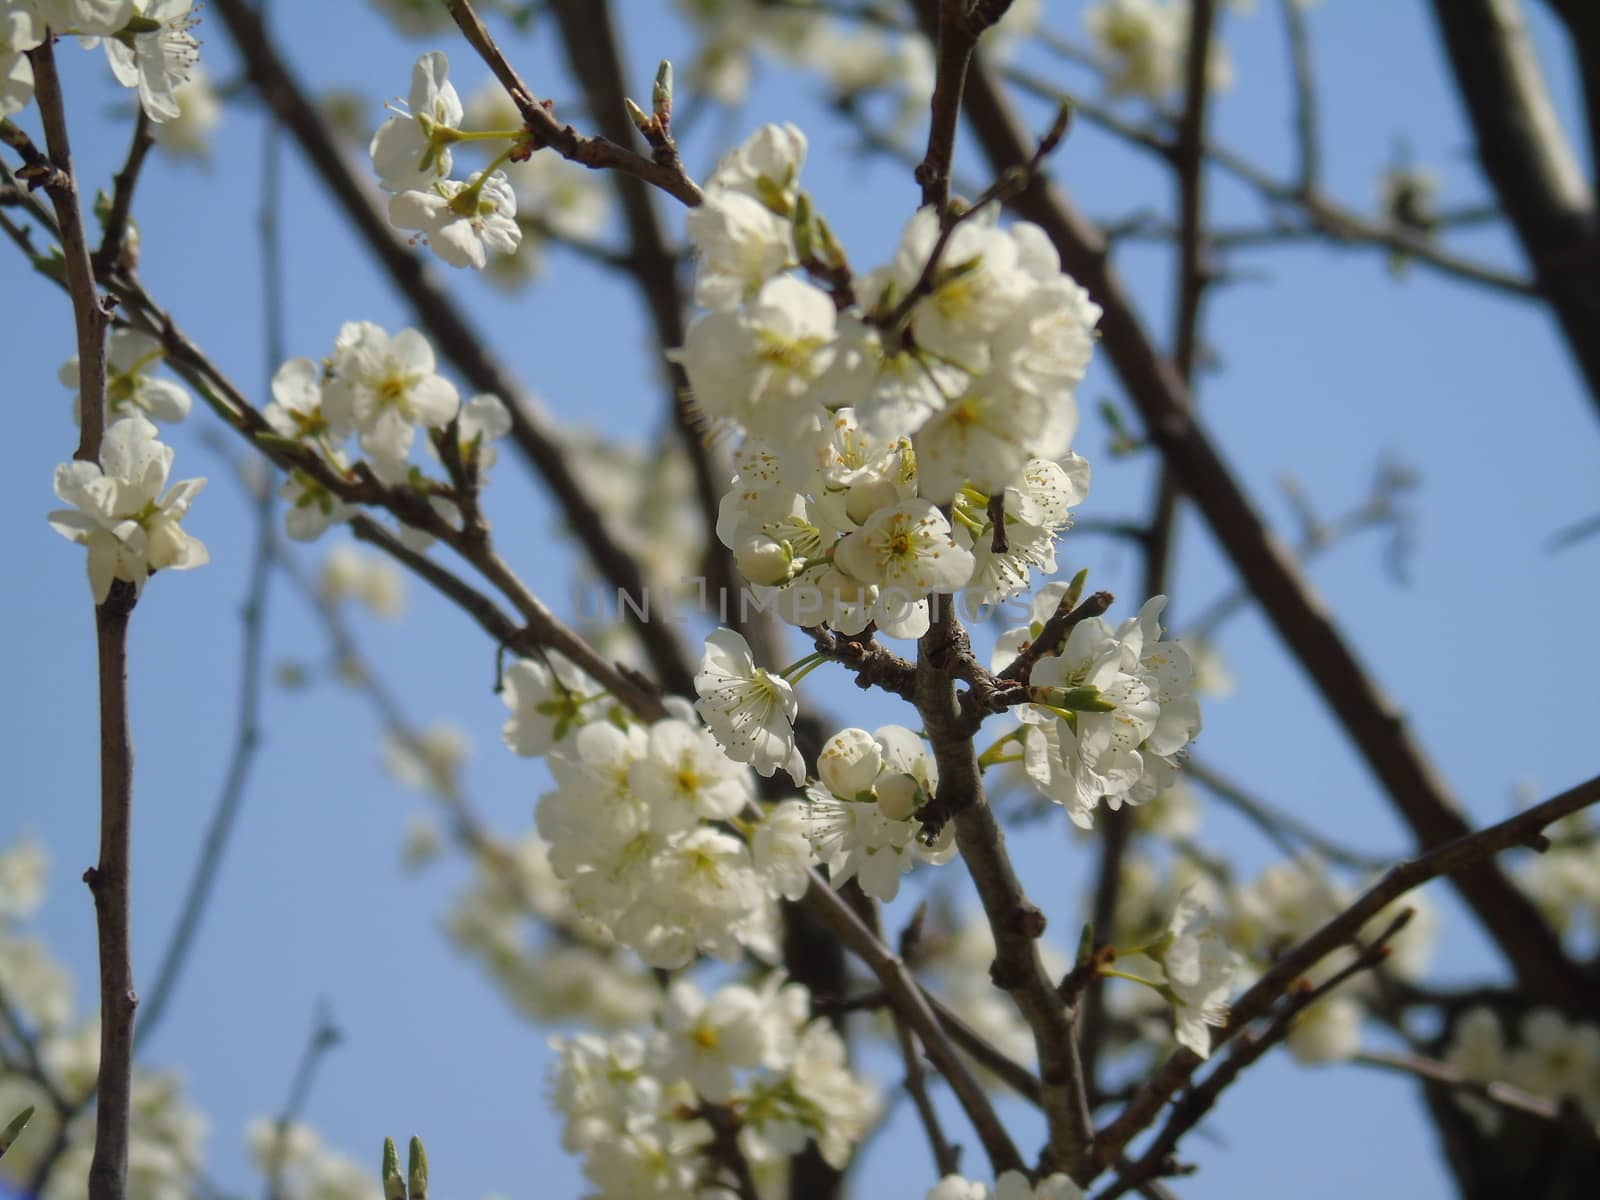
top-left (892, 1013), bottom-right (963, 1177)
top-left (25, 41), bottom-right (111, 464)
top-left (94, 109), bottom-right (154, 277)
top-left (997, 590), bottom-right (1114, 686)
top-left (439, 0), bottom-right (703, 206)
top-left (1001, 67), bottom-right (1536, 298)
top-left (86, 581), bottom-right (139, 1200)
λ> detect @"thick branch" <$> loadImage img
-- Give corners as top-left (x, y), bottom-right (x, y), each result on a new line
top-left (1427, 0), bottom-right (1600, 419)
top-left (918, 599), bottom-right (1094, 1179)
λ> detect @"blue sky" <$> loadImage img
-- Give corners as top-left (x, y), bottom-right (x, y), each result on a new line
top-left (2, 1), bottom-right (1597, 1197)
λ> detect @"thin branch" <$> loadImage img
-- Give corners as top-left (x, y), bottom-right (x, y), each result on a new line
top-left (439, 0), bottom-right (703, 206)
top-left (946, 39), bottom-right (1594, 1012)
top-left (29, 39), bottom-right (138, 1200)
top-left (264, 1005), bottom-right (342, 1200)
top-left (86, 581), bottom-right (139, 1200)
top-left (1352, 1048), bottom-right (1600, 1137)
top-left (93, 109), bottom-right (154, 277)
top-left (1001, 68), bottom-right (1536, 298)
top-left (1091, 770), bottom-right (1600, 1178)
top-left (893, 1012), bottom-right (963, 1177)
top-left (917, 0), bottom-right (982, 210)
top-left (799, 876), bottom-right (1025, 1177)
top-left (1280, 0), bottom-right (1320, 193)
top-left (25, 40), bottom-right (110, 463)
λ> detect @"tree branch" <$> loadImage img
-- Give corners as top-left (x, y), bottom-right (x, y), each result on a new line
top-left (943, 35), bottom-right (1595, 1012)
top-left (1091, 770), bottom-right (1600, 1177)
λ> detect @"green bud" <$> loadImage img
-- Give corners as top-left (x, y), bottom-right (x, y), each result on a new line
top-left (408, 1136), bottom-right (429, 1199)
top-left (1051, 685), bottom-right (1118, 713)
top-left (792, 192), bottom-right (814, 262)
top-left (381, 1138), bottom-right (405, 1200)
top-left (0, 1107), bottom-right (34, 1161)
top-left (1061, 567), bottom-right (1088, 613)
top-left (623, 96), bottom-right (652, 136)
top-left (652, 60), bottom-right (674, 123)
top-left (1075, 922), bottom-right (1095, 967)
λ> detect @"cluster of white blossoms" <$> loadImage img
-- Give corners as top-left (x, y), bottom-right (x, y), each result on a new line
top-left (803, 724), bottom-right (955, 902)
top-left (990, 585), bottom-right (1202, 828)
top-left (678, 124), bottom-right (1100, 638)
top-left (506, 648), bottom-right (804, 970)
top-left (48, 415), bottom-right (208, 603)
top-left (1444, 1006), bottom-right (1600, 1133)
top-left (1085, 0), bottom-right (1233, 100)
top-left (0, 841), bottom-right (206, 1200)
top-left (1107, 883), bottom-right (1241, 1059)
top-left (264, 321), bottom-right (509, 539)
top-left (550, 974), bottom-right (877, 1199)
top-left (1, 1), bottom-right (198, 122)
top-left (928, 1170), bottom-right (1083, 1200)
top-left (369, 52), bottom-right (523, 269)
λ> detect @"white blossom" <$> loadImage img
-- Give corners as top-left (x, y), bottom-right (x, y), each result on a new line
top-left (694, 626), bottom-right (805, 785)
top-left (103, 0), bottom-right (200, 124)
top-left (370, 51), bottom-right (462, 191)
top-left (500, 652), bottom-right (599, 757)
top-left (390, 169), bottom-right (522, 269)
top-left (0, 3), bottom-right (43, 117)
top-left (322, 321), bottom-right (460, 480)
top-left (1155, 883), bottom-right (1240, 1058)
top-left (49, 416), bottom-right (207, 603)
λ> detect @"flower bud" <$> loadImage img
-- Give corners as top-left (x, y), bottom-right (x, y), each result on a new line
top-left (875, 773), bottom-right (920, 821)
top-left (735, 535), bottom-right (791, 586)
top-left (818, 727), bottom-right (882, 799)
